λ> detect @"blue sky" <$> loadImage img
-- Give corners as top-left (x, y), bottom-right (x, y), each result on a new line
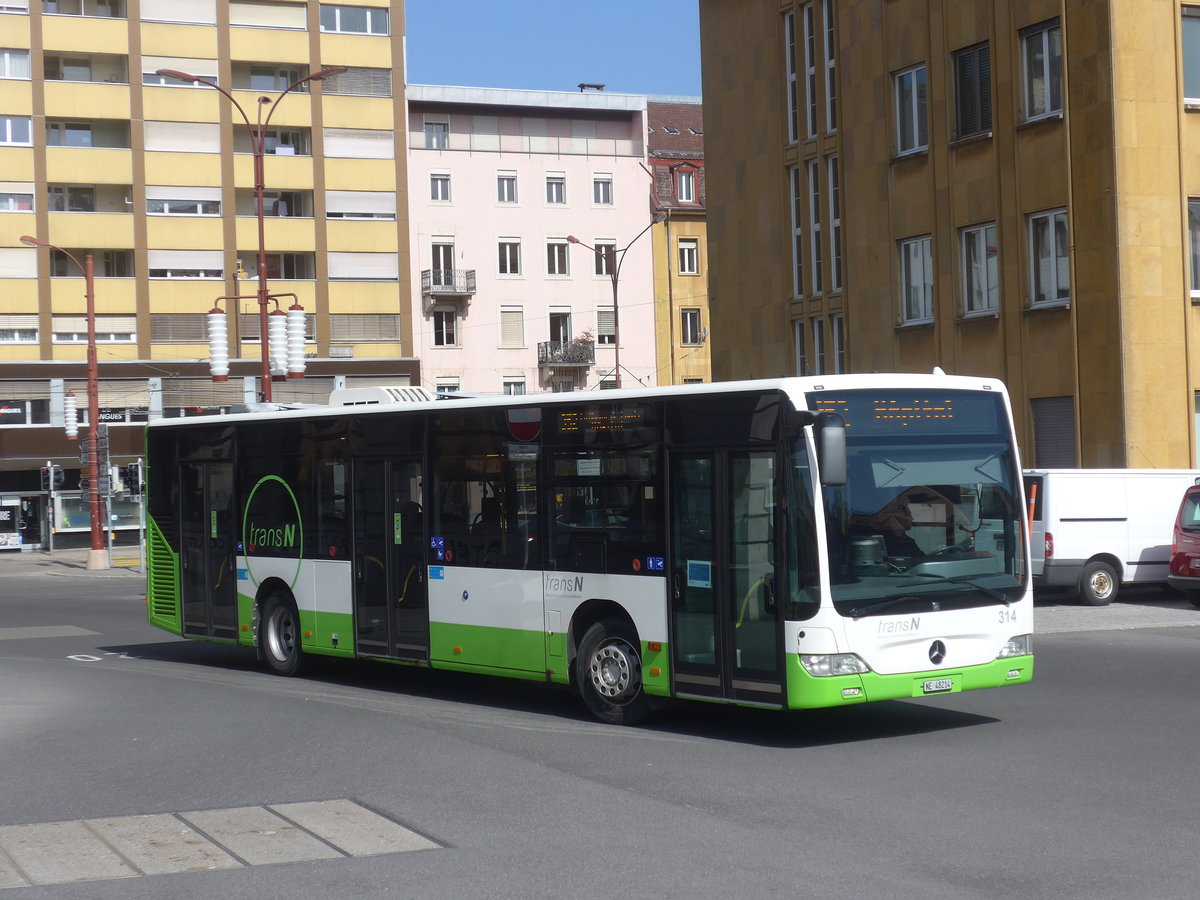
top-left (404, 1), bottom-right (702, 97)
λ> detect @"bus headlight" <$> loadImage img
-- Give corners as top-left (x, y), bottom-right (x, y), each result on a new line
top-left (801, 653), bottom-right (871, 677)
top-left (996, 635), bottom-right (1031, 659)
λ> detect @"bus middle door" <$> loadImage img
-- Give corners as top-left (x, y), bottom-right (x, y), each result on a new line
top-left (669, 450), bottom-right (784, 707)
top-left (352, 458), bottom-right (428, 660)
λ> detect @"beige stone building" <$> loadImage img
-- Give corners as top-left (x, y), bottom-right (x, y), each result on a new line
top-left (700, 0), bottom-right (1200, 467)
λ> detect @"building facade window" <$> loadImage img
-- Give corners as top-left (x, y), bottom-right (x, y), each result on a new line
top-left (790, 166), bottom-right (804, 299)
top-left (596, 306), bottom-right (615, 345)
top-left (0, 48), bottom-right (30, 78)
top-left (899, 235), bottom-right (933, 323)
top-left (0, 186), bottom-right (33, 211)
top-left (812, 316), bottom-right (826, 374)
top-left (546, 173), bottom-right (566, 204)
top-left (824, 0), bottom-right (836, 132)
top-left (1021, 20), bottom-right (1062, 120)
top-left (894, 64), bottom-right (928, 154)
top-left (785, 10), bottom-right (799, 144)
top-left (1189, 198), bottom-right (1200, 298)
top-left (681, 308), bottom-right (702, 345)
top-left (794, 318), bottom-right (807, 375)
top-left (676, 168), bottom-right (696, 203)
top-left (430, 172), bottom-right (451, 202)
top-left (547, 239), bottom-right (570, 276)
top-left (432, 309), bottom-right (458, 347)
top-left (503, 378), bottom-right (526, 395)
top-left (828, 156), bottom-right (841, 291)
top-left (955, 42), bottom-right (992, 138)
top-left (147, 194), bottom-right (221, 216)
top-left (500, 307), bottom-right (524, 348)
top-left (808, 160), bottom-right (822, 295)
top-left (1, 116), bottom-right (32, 145)
top-left (1031, 396), bottom-right (1076, 467)
top-left (678, 238), bottom-right (699, 275)
top-left (594, 240), bottom-right (616, 276)
top-left (831, 313), bottom-right (845, 373)
top-left (498, 239), bottom-right (521, 276)
top-left (1028, 209), bottom-right (1070, 305)
top-left (423, 117), bottom-right (448, 150)
top-left (802, 3), bottom-right (818, 138)
top-left (593, 174), bottom-right (613, 205)
top-left (1185, 8), bottom-right (1200, 102)
top-left (320, 4), bottom-right (389, 35)
top-left (961, 223), bottom-right (999, 315)
top-left (497, 171), bottom-right (517, 203)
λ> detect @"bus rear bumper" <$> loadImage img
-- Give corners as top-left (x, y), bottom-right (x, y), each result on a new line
top-left (784, 654), bottom-right (1034, 709)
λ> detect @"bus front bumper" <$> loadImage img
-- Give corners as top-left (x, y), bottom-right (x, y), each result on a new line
top-left (784, 654), bottom-right (1034, 709)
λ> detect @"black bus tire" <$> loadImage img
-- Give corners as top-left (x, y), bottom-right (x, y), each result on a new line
top-left (575, 618), bottom-right (651, 726)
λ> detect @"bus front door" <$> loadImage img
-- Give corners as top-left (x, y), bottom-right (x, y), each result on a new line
top-left (669, 451), bottom-right (783, 706)
top-left (352, 458), bottom-right (427, 660)
top-left (179, 461), bottom-right (238, 640)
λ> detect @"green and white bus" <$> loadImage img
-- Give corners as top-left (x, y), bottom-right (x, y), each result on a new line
top-left (145, 374), bottom-right (1033, 724)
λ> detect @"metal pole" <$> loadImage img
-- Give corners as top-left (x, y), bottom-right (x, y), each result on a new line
top-left (84, 253), bottom-right (107, 570)
top-left (609, 251), bottom-right (621, 389)
top-left (253, 102), bottom-right (272, 402)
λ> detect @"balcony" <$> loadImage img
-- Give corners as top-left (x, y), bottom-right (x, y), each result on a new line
top-left (538, 340), bottom-right (595, 368)
top-left (421, 269), bottom-right (476, 299)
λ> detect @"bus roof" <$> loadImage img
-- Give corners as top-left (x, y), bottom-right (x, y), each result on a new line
top-left (145, 372), bottom-right (1010, 430)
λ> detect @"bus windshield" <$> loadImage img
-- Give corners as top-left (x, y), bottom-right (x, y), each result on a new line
top-left (809, 389), bottom-right (1026, 617)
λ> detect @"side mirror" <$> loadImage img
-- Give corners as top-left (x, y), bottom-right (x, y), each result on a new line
top-left (814, 412), bottom-right (846, 486)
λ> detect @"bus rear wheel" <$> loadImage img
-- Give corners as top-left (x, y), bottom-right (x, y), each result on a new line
top-left (261, 592), bottom-right (306, 676)
top-left (576, 618), bottom-right (651, 726)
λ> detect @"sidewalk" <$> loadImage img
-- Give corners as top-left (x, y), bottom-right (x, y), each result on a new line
top-left (0, 547), bottom-right (143, 576)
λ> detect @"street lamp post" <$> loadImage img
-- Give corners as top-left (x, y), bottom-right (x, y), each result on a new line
top-left (19, 236), bottom-right (107, 570)
top-left (156, 66), bottom-right (346, 401)
top-left (568, 212), bottom-right (666, 389)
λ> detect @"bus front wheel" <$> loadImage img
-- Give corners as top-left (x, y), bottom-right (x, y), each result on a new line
top-left (261, 592), bottom-right (306, 676)
top-left (576, 618), bottom-right (651, 726)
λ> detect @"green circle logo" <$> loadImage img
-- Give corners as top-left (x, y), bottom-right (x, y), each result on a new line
top-left (242, 475), bottom-right (303, 589)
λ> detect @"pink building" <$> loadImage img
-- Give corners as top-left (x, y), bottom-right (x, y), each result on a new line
top-left (407, 85), bottom-right (655, 394)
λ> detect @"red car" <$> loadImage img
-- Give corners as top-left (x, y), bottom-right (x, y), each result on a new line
top-left (1168, 484), bottom-right (1200, 608)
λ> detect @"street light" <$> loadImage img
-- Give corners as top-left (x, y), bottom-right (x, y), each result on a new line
top-left (19, 235), bottom-right (107, 570)
top-left (156, 66), bottom-right (346, 401)
top-left (567, 211), bottom-right (666, 389)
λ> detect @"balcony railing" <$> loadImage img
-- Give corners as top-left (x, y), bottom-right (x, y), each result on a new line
top-left (538, 340), bottom-right (595, 367)
top-left (421, 268), bottom-right (476, 297)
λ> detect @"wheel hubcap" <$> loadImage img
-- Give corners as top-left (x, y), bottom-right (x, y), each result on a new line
top-left (1092, 573), bottom-right (1113, 598)
top-left (268, 609), bottom-right (295, 661)
top-left (590, 641), bottom-right (637, 699)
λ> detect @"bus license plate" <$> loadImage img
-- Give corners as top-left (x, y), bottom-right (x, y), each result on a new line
top-left (922, 678), bottom-right (954, 694)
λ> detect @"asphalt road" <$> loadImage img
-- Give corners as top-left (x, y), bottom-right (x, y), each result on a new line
top-left (1, 553), bottom-right (1199, 899)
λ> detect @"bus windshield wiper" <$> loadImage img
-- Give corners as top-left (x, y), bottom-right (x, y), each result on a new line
top-left (850, 576), bottom-right (1013, 619)
top-left (850, 594), bottom-right (940, 619)
top-left (892, 572), bottom-right (1013, 604)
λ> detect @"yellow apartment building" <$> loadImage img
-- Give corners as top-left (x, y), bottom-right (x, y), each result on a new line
top-left (648, 98), bottom-right (712, 385)
top-left (701, 0), bottom-right (1200, 468)
top-left (0, 0), bottom-right (412, 547)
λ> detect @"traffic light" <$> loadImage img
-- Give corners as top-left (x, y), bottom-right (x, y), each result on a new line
top-left (121, 461), bottom-right (143, 495)
top-left (40, 464), bottom-right (64, 491)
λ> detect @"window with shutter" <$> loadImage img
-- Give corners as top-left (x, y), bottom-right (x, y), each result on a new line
top-left (955, 43), bottom-right (992, 138)
top-left (500, 307), bottom-right (524, 347)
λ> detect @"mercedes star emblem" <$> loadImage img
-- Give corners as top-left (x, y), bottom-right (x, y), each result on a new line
top-left (929, 640), bottom-right (947, 665)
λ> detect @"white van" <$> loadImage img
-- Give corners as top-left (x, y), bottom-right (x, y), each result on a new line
top-left (1023, 469), bottom-right (1200, 604)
